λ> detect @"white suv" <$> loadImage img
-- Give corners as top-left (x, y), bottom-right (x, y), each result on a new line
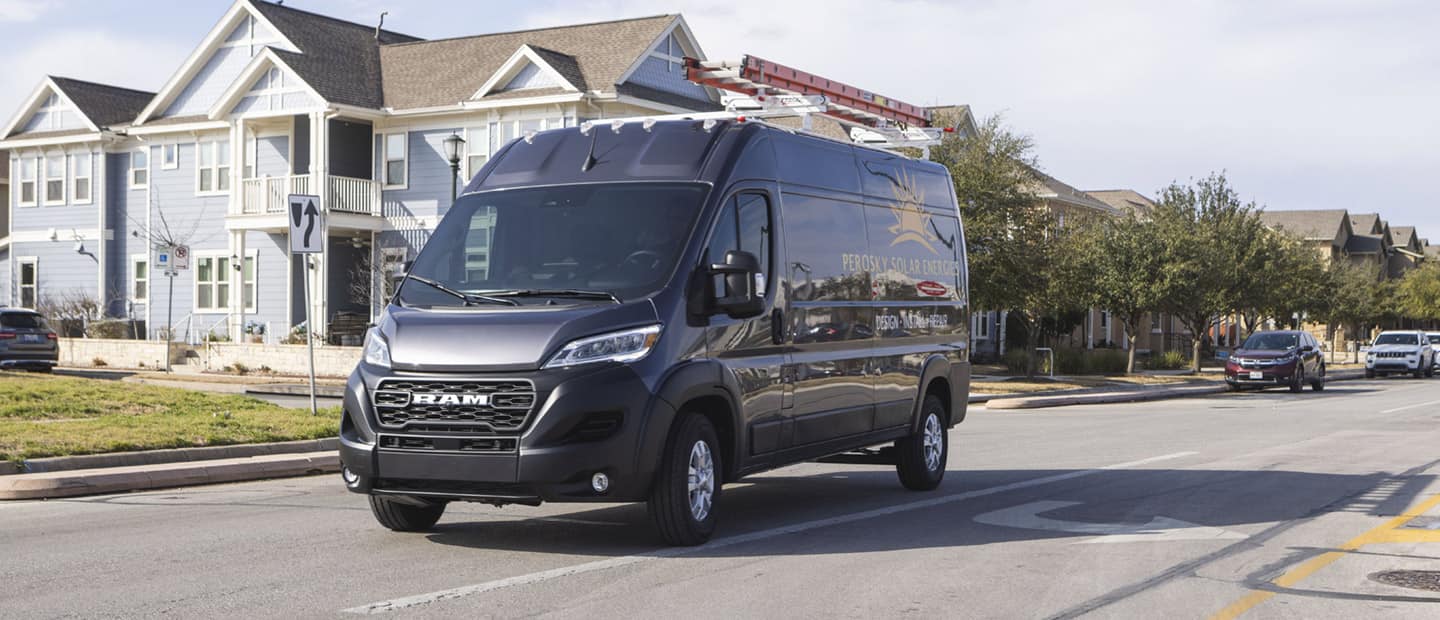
top-left (1366, 330), bottom-right (1436, 378)
top-left (1428, 332), bottom-right (1440, 368)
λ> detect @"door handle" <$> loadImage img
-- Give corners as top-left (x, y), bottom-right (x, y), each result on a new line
top-left (771, 308), bottom-right (784, 345)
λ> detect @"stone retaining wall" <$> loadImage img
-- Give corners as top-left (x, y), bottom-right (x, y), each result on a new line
top-left (58, 339), bottom-right (186, 370)
top-left (201, 343), bottom-right (361, 378)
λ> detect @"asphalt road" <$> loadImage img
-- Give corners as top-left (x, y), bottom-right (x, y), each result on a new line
top-left (6, 378), bottom-right (1440, 618)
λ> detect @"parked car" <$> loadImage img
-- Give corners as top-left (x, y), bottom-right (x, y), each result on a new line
top-left (1225, 330), bottom-right (1325, 392)
top-left (1365, 330), bottom-right (1435, 378)
top-left (0, 308), bottom-right (59, 372)
top-left (338, 119), bottom-right (970, 545)
top-left (1428, 332), bottom-right (1440, 368)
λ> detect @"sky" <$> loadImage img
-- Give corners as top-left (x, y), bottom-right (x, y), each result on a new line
top-left (2, 0), bottom-right (1437, 239)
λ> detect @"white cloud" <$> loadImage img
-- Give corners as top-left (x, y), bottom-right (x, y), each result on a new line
top-left (0, 0), bottom-right (58, 23)
top-left (0, 30), bottom-right (187, 127)
top-left (520, 0), bottom-right (1440, 234)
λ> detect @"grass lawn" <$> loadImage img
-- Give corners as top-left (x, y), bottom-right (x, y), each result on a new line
top-left (0, 372), bottom-right (340, 463)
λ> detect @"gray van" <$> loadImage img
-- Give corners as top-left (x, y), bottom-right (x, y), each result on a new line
top-left (340, 119), bottom-right (971, 545)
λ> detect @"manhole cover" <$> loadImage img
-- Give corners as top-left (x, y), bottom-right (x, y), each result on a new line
top-left (1370, 570), bottom-right (1440, 592)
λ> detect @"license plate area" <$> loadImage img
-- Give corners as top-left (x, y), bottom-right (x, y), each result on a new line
top-left (1249, 371), bottom-right (1264, 380)
top-left (20, 334), bottom-right (41, 344)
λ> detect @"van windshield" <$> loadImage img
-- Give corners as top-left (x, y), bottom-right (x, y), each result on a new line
top-left (400, 183), bottom-right (707, 307)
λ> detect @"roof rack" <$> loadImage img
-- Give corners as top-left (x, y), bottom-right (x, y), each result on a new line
top-left (578, 67), bottom-right (957, 159)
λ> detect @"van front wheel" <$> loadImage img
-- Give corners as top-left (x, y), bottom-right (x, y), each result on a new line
top-left (896, 395), bottom-right (948, 491)
top-left (648, 413), bottom-right (722, 546)
top-left (368, 495), bottom-right (446, 532)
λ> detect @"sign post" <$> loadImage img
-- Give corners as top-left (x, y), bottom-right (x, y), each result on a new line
top-left (289, 194), bottom-right (324, 416)
top-left (156, 245), bottom-right (189, 372)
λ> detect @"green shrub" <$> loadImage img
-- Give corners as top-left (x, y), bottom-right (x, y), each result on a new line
top-left (1053, 348), bottom-right (1129, 375)
top-left (87, 319), bottom-right (133, 340)
top-left (1148, 350), bottom-right (1188, 370)
top-left (1003, 349), bottom-right (1033, 375)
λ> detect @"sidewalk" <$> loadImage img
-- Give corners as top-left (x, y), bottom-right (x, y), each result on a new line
top-left (984, 369), bottom-right (1366, 410)
top-left (0, 451), bottom-right (338, 500)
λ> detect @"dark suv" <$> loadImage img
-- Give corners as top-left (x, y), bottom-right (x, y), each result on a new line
top-left (0, 309), bottom-right (58, 372)
top-left (1225, 330), bottom-right (1325, 392)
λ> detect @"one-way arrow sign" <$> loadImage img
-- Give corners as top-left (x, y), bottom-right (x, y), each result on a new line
top-left (288, 194), bottom-right (324, 254)
top-left (974, 500), bottom-right (1248, 544)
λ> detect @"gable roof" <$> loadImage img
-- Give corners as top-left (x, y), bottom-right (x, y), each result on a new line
top-left (1258, 209), bottom-right (1350, 242)
top-left (378, 15), bottom-right (679, 110)
top-left (1349, 213), bottom-right (1387, 237)
top-left (248, 0), bottom-right (420, 110)
top-left (49, 77), bottom-right (154, 128)
top-left (1390, 225), bottom-right (1417, 250)
top-left (1086, 189), bottom-right (1156, 216)
top-left (1025, 168), bottom-right (1120, 215)
top-left (471, 45), bottom-right (583, 100)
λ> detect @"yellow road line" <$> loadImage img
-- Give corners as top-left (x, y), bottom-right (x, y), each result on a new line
top-left (1207, 492), bottom-right (1440, 619)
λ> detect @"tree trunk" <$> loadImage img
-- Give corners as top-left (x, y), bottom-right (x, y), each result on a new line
top-left (1191, 337), bottom-right (1203, 374)
top-left (1126, 331), bottom-right (1139, 375)
top-left (1026, 344), bottom-right (1038, 379)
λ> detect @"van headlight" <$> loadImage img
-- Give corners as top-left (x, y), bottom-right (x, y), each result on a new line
top-left (544, 324), bottom-right (661, 369)
top-left (363, 329), bottom-right (391, 369)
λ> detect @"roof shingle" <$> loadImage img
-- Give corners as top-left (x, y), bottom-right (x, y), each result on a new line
top-left (1258, 209), bottom-right (1350, 242)
top-left (250, 0), bottom-right (420, 109)
top-left (49, 77), bottom-right (154, 129)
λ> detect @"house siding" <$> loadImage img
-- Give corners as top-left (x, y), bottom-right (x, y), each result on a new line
top-left (164, 16), bottom-right (280, 119)
top-left (242, 230), bottom-right (289, 336)
top-left (20, 107), bottom-right (87, 134)
top-left (502, 63), bottom-right (559, 91)
top-left (255, 135), bottom-right (289, 177)
top-left (144, 141), bottom-right (229, 333)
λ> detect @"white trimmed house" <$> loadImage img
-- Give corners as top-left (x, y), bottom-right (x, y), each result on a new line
top-left (0, 0), bottom-right (717, 343)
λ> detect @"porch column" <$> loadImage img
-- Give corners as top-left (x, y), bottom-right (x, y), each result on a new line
top-left (230, 230), bottom-right (246, 342)
top-left (230, 119), bottom-right (245, 215)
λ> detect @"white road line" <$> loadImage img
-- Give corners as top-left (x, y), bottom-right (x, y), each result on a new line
top-left (341, 451), bottom-right (1197, 614)
top-left (1380, 398), bottom-right (1440, 414)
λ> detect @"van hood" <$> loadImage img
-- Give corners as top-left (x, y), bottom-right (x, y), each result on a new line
top-left (381, 301), bottom-right (660, 372)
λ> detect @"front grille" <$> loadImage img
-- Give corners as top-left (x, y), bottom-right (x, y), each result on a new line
top-left (373, 378), bottom-right (538, 432)
top-left (1375, 351), bottom-right (1411, 358)
top-left (377, 434), bottom-right (518, 453)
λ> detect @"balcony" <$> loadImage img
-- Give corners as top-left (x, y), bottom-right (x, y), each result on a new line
top-left (230, 174), bottom-right (383, 232)
top-left (235, 174), bottom-right (381, 216)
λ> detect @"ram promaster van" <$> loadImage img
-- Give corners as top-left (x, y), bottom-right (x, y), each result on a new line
top-left (340, 118), bottom-right (971, 545)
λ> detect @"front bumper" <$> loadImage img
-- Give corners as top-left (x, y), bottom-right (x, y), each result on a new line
top-left (339, 361), bottom-right (671, 505)
top-left (1367, 358), bottom-right (1420, 371)
top-left (1225, 361), bottom-right (1298, 384)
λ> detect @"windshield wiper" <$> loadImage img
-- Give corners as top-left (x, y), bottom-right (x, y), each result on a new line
top-left (482, 289), bottom-right (623, 304)
top-left (405, 275), bottom-right (519, 306)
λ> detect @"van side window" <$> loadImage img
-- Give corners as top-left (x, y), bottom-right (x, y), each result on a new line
top-left (706, 193), bottom-right (772, 296)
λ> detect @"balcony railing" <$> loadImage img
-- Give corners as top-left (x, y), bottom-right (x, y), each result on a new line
top-left (236, 174), bottom-right (380, 216)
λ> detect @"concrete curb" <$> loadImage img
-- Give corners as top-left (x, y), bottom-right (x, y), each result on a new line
top-left (0, 451), bottom-right (339, 500)
top-left (244, 383), bottom-right (346, 398)
top-left (985, 369), bottom-right (1367, 410)
top-left (4, 438), bottom-right (339, 475)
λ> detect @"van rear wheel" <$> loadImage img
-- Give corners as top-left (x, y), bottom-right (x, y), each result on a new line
top-left (369, 495), bottom-right (446, 532)
top-left (896, 395), bottom-right (948, 491)
top-left (648, 413), bottom-right (721, 546)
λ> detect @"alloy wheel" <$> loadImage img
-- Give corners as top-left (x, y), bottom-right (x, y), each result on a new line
top-left (687, 440), bottom-right (715, 521)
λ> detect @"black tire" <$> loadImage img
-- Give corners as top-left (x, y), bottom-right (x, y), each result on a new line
top-left (896, 394), bottom-right (948, 491)
top-left (648, 413), bottom-right (721, 546)
top-left (1311, 364), bottom-right (1325, 391)
top-left (1289, 365), bottom-right (1305, 393)
top-left (1225, 382), bottom-right (1241, 393)
top-left (368, 495), bottom-right (445, 532)
top-left (1414, 368), bottom-right (1425, 379)
top-left (1427, 364), bottom-right (1435, 378)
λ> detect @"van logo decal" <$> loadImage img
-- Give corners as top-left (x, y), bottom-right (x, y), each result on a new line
top-left (886, 171), bottom-right (941, 256)
top-left (916, 281), bottom-right (948, 297)
top-left (411, 393), bottom-right (490, 407)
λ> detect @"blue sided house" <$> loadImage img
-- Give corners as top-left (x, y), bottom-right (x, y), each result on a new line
top-left (0, 0), bottom-right (718, 344)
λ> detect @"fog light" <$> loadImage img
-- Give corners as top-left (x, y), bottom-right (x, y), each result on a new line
top-left (591, 472), bottom-right (610, 493)
top-left (342, 466), bottom-right (360, 487)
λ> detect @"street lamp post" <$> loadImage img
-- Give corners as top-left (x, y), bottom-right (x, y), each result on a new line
top-left (443, 132), bottom-right (466, 204)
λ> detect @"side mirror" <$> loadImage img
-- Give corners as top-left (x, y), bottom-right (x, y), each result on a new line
top-left (709, 250), bottom-right (763, 319)
top-left (1300, 345), bottom-right (1314, 352)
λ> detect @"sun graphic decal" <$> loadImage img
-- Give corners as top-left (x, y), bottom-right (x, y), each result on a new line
top-left (887, 169), bottom-right (941, 255)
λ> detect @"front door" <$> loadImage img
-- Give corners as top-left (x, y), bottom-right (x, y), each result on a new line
top-left (703, 188), bottom-right (788, 458)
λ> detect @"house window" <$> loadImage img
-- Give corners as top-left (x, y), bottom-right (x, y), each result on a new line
top-left (1100, 311), bottom-right (1110, 330)
top-left (195, 256), bottom-right (229, 312)
top-left (161, 144), bottom-right (178, 170)
top-left (464, 126), bottom-right (489, 178)
top-left (197, 139), bottom-right (231, 193)
top-left (974, 312), bottom-right (990, 340)
top-left (18, 259), bottom-right (38, 309)
top-left (130, 147), bottom-right (149, 188)
top-left (1151, 312), bottom-right (1161, 332)
top-left (382, 133), bottom-right (407, 187)
top-left (17, 157), bottom-right (37, 206)
top-left (241, 255), bottom-right (256, 311)
top-left (71, 152), bottom-right (91, 203)
top-left (43, 154), bottom-right (65, 205)
top-left (132, 256), bottom-right (149, 302)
